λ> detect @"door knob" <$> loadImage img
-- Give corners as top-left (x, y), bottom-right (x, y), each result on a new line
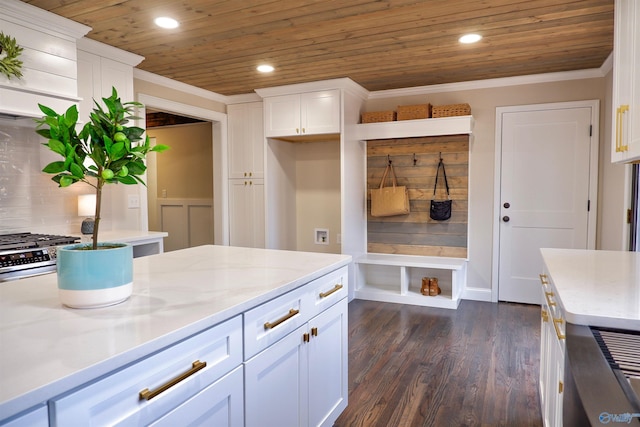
top-left (503, 202), bottom-right (510, 209)
top-left (503, 216), bottom-right (510, 222)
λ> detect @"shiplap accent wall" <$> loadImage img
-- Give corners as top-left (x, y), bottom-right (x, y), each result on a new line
top-left (366, 134), bottom-right (469, 258)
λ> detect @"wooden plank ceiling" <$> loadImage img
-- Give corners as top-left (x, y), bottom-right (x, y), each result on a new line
top-left (22, 0), bottom-right (614, 96)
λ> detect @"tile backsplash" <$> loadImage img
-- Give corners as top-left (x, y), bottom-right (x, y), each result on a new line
top-left (0, 118), bottom-right (91, 235)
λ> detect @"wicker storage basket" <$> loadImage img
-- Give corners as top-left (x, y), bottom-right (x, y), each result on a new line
top-left (361, 110), bottom-right (396, 123)
top-left (397, 103), bottom-right (431, 120)
top-left (432, 103), bottom-right (471, 118)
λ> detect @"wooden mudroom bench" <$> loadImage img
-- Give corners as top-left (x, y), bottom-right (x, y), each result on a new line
top-left (354, 253), bottom-right (467, 309)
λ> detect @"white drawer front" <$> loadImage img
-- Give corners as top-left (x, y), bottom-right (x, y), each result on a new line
top-left (51, 316), bottom-right (242, 427)
top-left (306, 266), bottom-right (348, 316)
top-left (244, 285), bottom-right (309, 360)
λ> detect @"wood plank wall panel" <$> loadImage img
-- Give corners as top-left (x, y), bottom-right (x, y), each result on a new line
top-left (367, 135), bottom-right (469, 258)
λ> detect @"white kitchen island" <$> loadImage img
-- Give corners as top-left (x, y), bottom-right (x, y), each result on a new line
top-left (0, 245), bottom-right (351, 426)
top-left (539, 248), bottom-right (640, 427)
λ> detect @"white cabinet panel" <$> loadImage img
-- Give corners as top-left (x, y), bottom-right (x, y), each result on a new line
top-left (244, 323), bottom-right (308, 427)
top-left (612, 0), bottom-right (640, 162)
top-left (228, 102), bottom-right (264, 179)
top-left (51, 316), bottom-right (242, 427)
top-left (0, 405), bottom-right (47, 427)
top-left (150, 366), bottom-right (244, 427)
top-left (229, 180), bottom-right (264, 248)
top-left (265, 90), bottom-right (340, 138)
top-left (244, 296), bottom-right (348, 427)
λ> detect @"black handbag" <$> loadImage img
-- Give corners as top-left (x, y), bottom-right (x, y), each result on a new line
top-left (430, 157), bottom-right (452, 221)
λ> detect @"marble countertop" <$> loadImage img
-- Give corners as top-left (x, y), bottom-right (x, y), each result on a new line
top-left (0, 245), bottom-right (351, 419)
top-left (541, 248), bottom-right (640, 330)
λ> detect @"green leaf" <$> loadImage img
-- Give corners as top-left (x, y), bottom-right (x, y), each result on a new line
top-left (42, 161), bottom-right (66, 174)
top-left (116, 175), bottom-right (137, 185)
top-left (46, 139), bottom-right (66, 156)
top-left (38, 104), bottom-right (58, 117)
top-left (109, 142), bottom-right (126, 160)
top-left (152, 144), bottom-right (170, 153)
top-left (64, 105), bottom-right (79, 127)
top-left (69, 162), bottom-right (84, 179)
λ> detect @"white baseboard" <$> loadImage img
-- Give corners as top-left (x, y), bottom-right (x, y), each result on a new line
top-left (461, 287), bottom-right (493, 302)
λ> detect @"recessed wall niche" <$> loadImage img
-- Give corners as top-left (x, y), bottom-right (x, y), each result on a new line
top-left (366, 134), bottom-right (469, 258)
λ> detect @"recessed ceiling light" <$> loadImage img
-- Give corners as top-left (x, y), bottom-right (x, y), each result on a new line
top-left (257, 64), bottom-right (275, 73)
top-left (459, 33), bottom-right (482, 44)
top-left (155, 17), bottom-right (179, 29)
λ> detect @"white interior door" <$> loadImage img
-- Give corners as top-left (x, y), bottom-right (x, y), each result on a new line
top-left (496, 102), bottom-right (598, 304)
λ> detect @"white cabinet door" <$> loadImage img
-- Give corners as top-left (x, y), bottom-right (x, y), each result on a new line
top-left (264, 90), bottom-right (340, 137)
top-left (150, 366), bottom-right (244, 427)
top-left (244, 324), bottom-right (308, 427)
top-left (244, 297), bottom-right (347, 427)
top-left (308, 298), bottom-right (348, 427)
top-left (612, 0), bottom-right (640, 162)
top-left (264, 94), bottom-right (301, 137)
top-left (228, 102), bottom-right (264, 179)
top-left (228, 179), bottom-right (264, 248)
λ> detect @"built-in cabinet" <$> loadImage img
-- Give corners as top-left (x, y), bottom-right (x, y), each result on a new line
top-left (228, 102), bottom-right (265, 248)
top-left (244, 266), bottom-right (348, 427)
top-left (539, 272), bottom-right (565, 427)
top-left (264, 89), bottom-right (341, 138)
top-left (611, 0), bottom-right (640, 163)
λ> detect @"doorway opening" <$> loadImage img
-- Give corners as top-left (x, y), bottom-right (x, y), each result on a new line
top-left (138, 93), bottom-right (228, 250)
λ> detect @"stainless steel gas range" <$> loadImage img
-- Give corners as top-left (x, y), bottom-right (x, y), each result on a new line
top-left (0, 233), bottom-right (80, 282)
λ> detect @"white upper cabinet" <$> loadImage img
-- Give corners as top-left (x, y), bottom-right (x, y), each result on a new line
top-left (264, 89), bottom-right (340, 137)
top-left (228, 102), bottom-right (265, 179)
top-left (612, 0), bottom-right (640, 163)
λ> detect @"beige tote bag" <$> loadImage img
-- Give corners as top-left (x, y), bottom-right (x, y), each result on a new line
top-left (370, 163), bottom-right (410, 217)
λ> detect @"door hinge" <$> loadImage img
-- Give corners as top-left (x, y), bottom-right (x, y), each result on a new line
top-left (628, 208), bottom-right (633, 224)
top-left (587, 200), bottom-right (590, 211)
top-left (589, 124), bottom-right (593, 137)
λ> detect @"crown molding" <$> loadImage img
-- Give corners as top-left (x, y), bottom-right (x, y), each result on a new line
top-left (133, 69), bottom-right (228, 104)
top-left (254, 77), bottom-right (368, 99)
top-left (78, 38), bottom-right (144, 67)
top-left (367, 63), bottom-right (611, 99)
top-left (226, 93), bottom-right (263, 104)
top-left (0, 0), bottom-right (90, 40)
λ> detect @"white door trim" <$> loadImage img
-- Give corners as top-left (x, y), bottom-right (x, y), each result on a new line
top-left (136, 93), bottom-right (229, 246)
top-left (491, 100), bottom-right (600, 302)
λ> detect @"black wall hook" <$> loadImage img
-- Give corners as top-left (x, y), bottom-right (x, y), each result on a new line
top-left (413, 153), bottom-right (417, 166)
top-left (387, 155), bottom-right (392, 165)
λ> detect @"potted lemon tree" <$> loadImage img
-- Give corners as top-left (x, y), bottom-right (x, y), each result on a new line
top-left (36, 87), bottom-right (168, 308)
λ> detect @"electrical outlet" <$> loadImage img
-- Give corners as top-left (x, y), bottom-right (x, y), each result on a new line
top-left (128, 194), bottom-right (140, 209)
top-left (161, 189), bottom-right (167, 198)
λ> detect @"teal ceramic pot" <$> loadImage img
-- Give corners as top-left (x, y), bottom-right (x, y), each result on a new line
top-left (57, 243), bottom-right (133, 308)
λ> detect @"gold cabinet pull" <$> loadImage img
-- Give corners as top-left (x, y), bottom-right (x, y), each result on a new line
top-left (311, 327), bottom-right (318, 336)
top-left (617, 105), bottom-right (630, 152)
top-left (319, 284), bottom-right (343, 298)
top-left (553, 318), bottom-right (566, 340)
top-left (296, 127), bottom-right (300, 134)
top-left (264, 308), bottom-right (299, 330)
top-left (545, 291), bottom-right (556, 306)
top-left (303, 332), bottom-right (310, 342)
top-left (616, 106), bottom-right (622, 152)
top-left (139, 360), bottom-right (207, 401)
top-left (558, 380), bottom-right (564, 394)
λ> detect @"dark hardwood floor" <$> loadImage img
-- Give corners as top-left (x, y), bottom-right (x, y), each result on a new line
top-left (334, 299), bottom-right (543, 427)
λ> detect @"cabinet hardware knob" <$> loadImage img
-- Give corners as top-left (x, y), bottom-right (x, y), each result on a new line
top-left (303, 333), bottom-right (310, 342)
top-left (545, 291), bottom-right (556, 306)
top-left (264, 308), bottom-right (299, 330)
top-left (558, 381), bottom-right (564, 394)
top-left (502, 216), bottom-right (510, 222)
top-left (139, 360), bottom-right (207, 401)
top-left (311, 327), bottom-right (318, 337)
top-left (296, 128), bottom-right (299, 134)
top-left (539, 274), bottom-right (549, 286)
top-left (319, 284), bottom-right (343, 298)
top-left (302, 128), bottom-right (306, 133)
top-left (503, 202), bottom-right (510, 209)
